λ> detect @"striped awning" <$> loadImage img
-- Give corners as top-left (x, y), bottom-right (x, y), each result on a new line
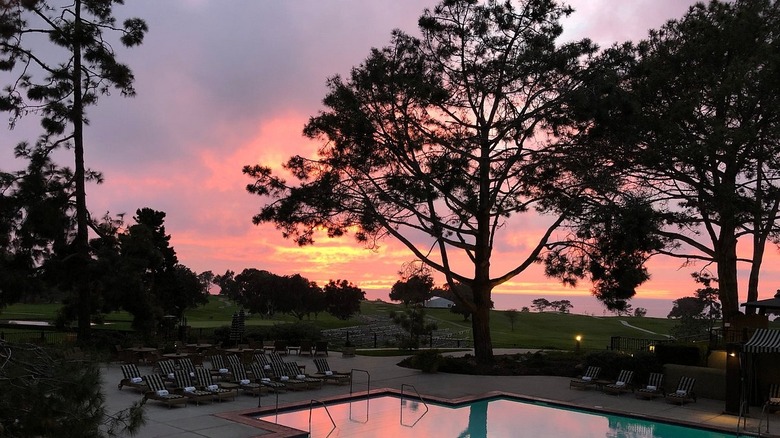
top-left (743, 328), bottom-right (780, 353)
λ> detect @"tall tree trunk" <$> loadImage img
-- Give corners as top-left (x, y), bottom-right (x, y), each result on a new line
top-left (746, 235), bottom-right (765, 315)
top-left (471, 298), bottom-right (494, 364)
top-left (72, 1), bottom-right (91, 341)
top-left (716, 229), bottom-right (740, 322)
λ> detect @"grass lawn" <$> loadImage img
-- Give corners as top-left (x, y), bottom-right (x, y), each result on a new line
top-left (1, 296), bottom-right (680, 351)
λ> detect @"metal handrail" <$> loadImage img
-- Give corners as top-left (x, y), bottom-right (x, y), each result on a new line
top-left (399, 383), bottom-right (429, 427)
top-left (309, 399), bottom-right (336, 435)
top-left (350, 368), bottom-right (370, 395)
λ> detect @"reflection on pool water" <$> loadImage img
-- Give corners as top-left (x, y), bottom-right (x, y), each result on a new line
top-left (255, 395), bottom-right (735, 438)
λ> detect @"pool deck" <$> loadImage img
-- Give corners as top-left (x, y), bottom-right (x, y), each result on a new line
top-left (104, 349), bottom-right (777, 437)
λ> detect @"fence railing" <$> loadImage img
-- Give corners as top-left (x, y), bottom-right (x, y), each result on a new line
top-left (609, 336), bottom-right (672, 352)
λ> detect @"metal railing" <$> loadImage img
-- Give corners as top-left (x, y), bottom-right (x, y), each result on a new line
top-left (400, 383), bottom-right (429, 427)
top-left (309, 399), bottom-right (336, 435)
top-left (350, 369), bottom-right (370, 395)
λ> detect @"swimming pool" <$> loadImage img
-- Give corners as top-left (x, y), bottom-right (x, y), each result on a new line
top-left (253, 394), bottom-right (736, 437)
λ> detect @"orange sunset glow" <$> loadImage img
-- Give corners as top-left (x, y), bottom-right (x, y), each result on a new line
top-left (3, 0), bottom-right (778, 318)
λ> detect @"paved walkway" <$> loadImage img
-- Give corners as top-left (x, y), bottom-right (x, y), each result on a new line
top-left (103, 350), bottom-right (775, 437)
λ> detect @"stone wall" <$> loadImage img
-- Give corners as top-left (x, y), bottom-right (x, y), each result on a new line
top-left (664, 363), bottom-right (726, 401)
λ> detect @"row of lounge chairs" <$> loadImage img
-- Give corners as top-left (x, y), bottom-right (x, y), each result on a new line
top-left (120, 355), bottom-right (351, 408)
top-left (569, 366), bottom-right (697, 405)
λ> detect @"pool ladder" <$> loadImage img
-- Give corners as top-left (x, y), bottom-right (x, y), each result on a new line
top-left (308, 399), bottom-right (336, 435)
top-left (400, 383), bottom-right (429, 427)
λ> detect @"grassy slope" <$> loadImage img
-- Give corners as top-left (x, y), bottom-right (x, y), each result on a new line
top-left (1, 296), bottom-right (678, 350)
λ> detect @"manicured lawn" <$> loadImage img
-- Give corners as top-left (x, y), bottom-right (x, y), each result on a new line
top-left (0, 296), bottom-right (683, 351)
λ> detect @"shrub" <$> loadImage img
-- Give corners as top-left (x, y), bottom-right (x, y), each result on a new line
top-left (410, 350), bottom-right (443, 373)
top-left (654, 343), bottom-right (701, 366)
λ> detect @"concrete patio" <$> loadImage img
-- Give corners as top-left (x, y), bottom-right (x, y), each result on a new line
top-left (102, 349), bottom-right (776, 437)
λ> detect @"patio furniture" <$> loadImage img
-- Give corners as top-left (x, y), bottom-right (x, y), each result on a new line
top-left (118, 364), bottom-right (148, 392)
top-left (569, 366), bottom-right (601, 390)
top-left (313, 357), bottom-right (351, 385)
top-left (635, 373), bottom-right (665, 399)
top-left (172, 370), bottom-right (213, 405)
top-left (603, 369), bottom-right (634, 395)
top-left (142, 374), bottom-right (188, 408)
top-left (664, 376), bottom-right (696, 405)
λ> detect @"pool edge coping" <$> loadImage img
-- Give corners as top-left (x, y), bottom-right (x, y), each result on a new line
top-left (216, 388), bottom-right (752, 438)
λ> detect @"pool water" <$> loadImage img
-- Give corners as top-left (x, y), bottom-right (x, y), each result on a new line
top-left (255, 395), bottom-right (735, 438)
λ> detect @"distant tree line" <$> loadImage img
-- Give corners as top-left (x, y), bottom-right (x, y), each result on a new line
top-left (213, 269), bottom-right (365, 321)
top-left (531, 298), bottom-right (574, 314)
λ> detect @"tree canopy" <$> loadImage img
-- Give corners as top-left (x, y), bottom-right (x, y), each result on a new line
top-left (578, 0), bottom-right (780, 319)
top-left (244, 0), bottom-right (598, 364)
top-left (0, 0), bottom-right (147, 339)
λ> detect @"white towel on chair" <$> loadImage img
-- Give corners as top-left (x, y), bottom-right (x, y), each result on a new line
top-left (156, 389), bottom-right (169, 397)
top-left (280, 376), bottom-right (289, 381)
top-left (130, 377), bottom-right (142, 384)
top-left (615, 381), bottom-right (625, 387)
top-left (675, 390), bottom-right (687, 396)
top-left (771, 397), bottom-right (780, 403)
top-left (219, 368), bottom-right (229, 374)
top-left (261, 378), bottom-right (271, 383)
top-left (582, 376), bottom-right (591, 381)
top-left (207, 384), bottom-right (219, 391)
top-left (184, 386), bottom-right (196, 393)
top-left (239, 379), bottom-right (251, 385)
top-left (325, 371), bottom-right (333, 376)
top-left (646, 385), bottom-right (657, 391)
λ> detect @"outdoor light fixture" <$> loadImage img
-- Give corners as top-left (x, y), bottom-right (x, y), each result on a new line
top-left (575, 335), bottom-right (582, 353)
top-left (649, 344), bottom-right (655, 353)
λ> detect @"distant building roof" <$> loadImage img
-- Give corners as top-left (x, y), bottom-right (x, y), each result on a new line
top-left (425, 297), bottom-right (454, 308)
top-left (741, 290), bottom-right (780, 314)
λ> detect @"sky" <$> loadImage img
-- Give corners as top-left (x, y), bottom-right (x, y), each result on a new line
top-left (4, 0), bottom-right (773, 317)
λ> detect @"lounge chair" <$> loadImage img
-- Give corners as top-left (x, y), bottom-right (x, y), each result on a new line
top-left (635, 372), bottom-right (665, 399)
top-left (269, 362), bottom-right (308, 391)
top-left (178, 357), bottom-right (198, 375)
top-left (118, 364), bottom-right (148, 392)
top-left (570, 366), bottom-right (601, 390)
top-left (664, 376), bottom-right (696, 405)
top-left (142, 374), bottom-right (188, 408)
top-left (172, 370), bottom-right (213, 405)
top-left (253, 353), bottom-right (272, 367)
top-left (208, 355), bottom-right (231, 379)
top-left (229, 364), bottom-right (268, 396)
top-left (156, 359), bottom-right (178, 383)
top-left (250, 362), bottom-right (287, 393)
top-left (286, 361), bottom-right (324, 389)
top-left (603, 370), bottom-right (634, 395)
top-left (268, 351), bottom-right (286, 365)
top-left (194, 368), bottom-right (237, 402)
top-left (313, 357), bottom-right (351, 385)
